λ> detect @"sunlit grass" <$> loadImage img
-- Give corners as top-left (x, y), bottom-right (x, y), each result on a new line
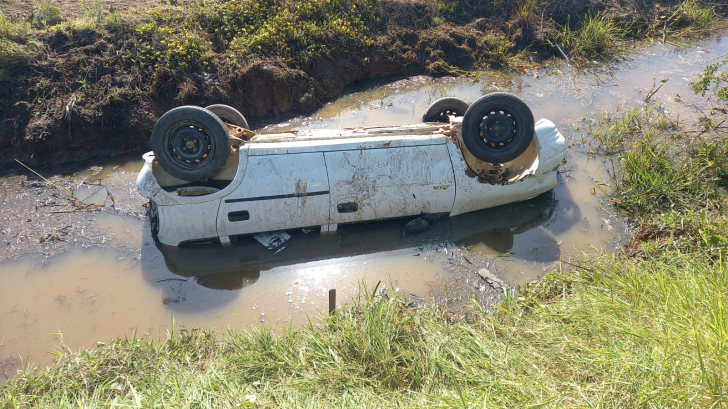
top-left (554, 12), bottom-right (625, 62)
top-left (516, 0), bottom-right (537, 23)
top-left (672, 0), bottom-right (717, 31)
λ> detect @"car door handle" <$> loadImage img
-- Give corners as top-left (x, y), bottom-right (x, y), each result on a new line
top-left (228, 210), bottom-right (250, 222)
top-left (337, 202), bottom-right (358, 213)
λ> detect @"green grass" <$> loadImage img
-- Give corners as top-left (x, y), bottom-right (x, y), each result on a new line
top-left (515, 0), bottom-right (537, 23)
top-left (588, 104), bottom-right (725, 217)
top-left (554, 12), bottom-right (624, 62)
top-left (31, 0), bottom-right (62, 28)
top-left (614, 134), bottom-right (714, 216)
top-left (671, 0), bottom-right (717, 31)
top-left (121, 0), bottom-right (379, 77)
top-left (0, 12), bottom-right (40, 80)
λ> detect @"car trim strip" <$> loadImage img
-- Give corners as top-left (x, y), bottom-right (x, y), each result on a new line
top-left (224, 190), bottom-right (330, 203)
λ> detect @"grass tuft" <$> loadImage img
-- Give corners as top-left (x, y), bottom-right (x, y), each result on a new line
top-left (515, 0), bottom-right (537, 23)
top-left (614, 134), bottom-right (711, 216)
top-left (588, 103), bottom-right (725, 224)
top-left (554, 12), bottom-right (624, 62)
top-left (671, 0), bottom-right (717, 31)
top-left (31, 0), bottom-right (62, 28)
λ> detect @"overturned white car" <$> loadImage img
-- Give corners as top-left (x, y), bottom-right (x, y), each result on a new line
top-left (137, 93), bottom-right (567, 247)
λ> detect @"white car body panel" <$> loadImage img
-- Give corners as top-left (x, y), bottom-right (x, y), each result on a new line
top-left (137, 119), bottom-right (567, 246)
top-left (217, 152), bottom-right (330, 237)
top-left (325, 144), bottom-right (456, 224)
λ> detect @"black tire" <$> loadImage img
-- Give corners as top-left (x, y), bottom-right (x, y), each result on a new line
top-left (205, 104), bottom-right (249, 129)
top-left (461, 93), bottom-right (534, 164)
top-left (422, 97), bottom-right (469, 123)
top-left (151, 106), bottom-right (231, 181)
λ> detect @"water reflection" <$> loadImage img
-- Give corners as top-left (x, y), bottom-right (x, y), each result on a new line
top-left (144, 176), bottom-right (581, 299)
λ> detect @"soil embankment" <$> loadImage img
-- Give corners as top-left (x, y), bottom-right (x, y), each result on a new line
top-left (0, 0), bottom-right (722, 165)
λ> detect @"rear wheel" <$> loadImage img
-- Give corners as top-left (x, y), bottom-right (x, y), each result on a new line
top-left (461, 93), bottom-right (534, 164)
top-left (205, 104), bottom-right (249, 129)
top-left (151, 106), bottom-right (231, 181)
top-left (422, 97), bottom-right (469, 123)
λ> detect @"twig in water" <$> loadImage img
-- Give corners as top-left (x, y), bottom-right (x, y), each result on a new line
top-left (558, 258), bottom-right (593, 272)
top-left (156, 278), bottom-right (189, 283)
top-left (371, 280), bottom-right (382, 298)
top-left (14, 158), bottom-right (77, 200)
top-left (554, 43), bottom-right (570, 65)
top-left (645, 78), bottom-right (668, 102)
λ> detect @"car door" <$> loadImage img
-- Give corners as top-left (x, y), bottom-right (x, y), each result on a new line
top-left (217, 152), bottom-right (330, 237)
top-left (325, 144), bottom-right (456, 224)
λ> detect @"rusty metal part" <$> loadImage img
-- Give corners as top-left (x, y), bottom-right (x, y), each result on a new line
top-left (225, 123), bottom-right (256, 140)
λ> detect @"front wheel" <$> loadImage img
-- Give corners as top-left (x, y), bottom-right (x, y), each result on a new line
top-left (151, 105), bottom-right (231, 181)
top-left (461, 93), bottom-right (534, 164)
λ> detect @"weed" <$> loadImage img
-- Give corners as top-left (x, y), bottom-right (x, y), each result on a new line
top-left (588, 102), bottom-right (724, 221)
top-left (614, 134), bottom-right (710, 216)
top-left (31, 0), bottom-right (62, 28)
top-left (123, 23), bottom-right (213, 77)
top-left (434, 0), bottom-right (458, 18)
top-left (515, 0), bottom-right (537, 23)
top-left (120, 0), bottom-right (378, 77)
top-left (647, 0), bottom-right (717, 39)
top-left (554, 12), bottom-right (624, 62)
top-left (644, 77), bottom-right (668, 102)
top-left (0, 38), bottom-right (41, 74)
top-left (480, 32), bottom-right (514, 68)
top-left (82, 0), bottom-right (106, 23)
top-left (426, 60), bottom-right (468, 76)
top-left (0, 11), bottom-right (29, 40)
top-left (671, 0), bottom-right (716, 31)
top-left (692, 57), bottom-right (728, 101)
top-left (0, 12), bottom-right (35, 78)
top-left (587, 106), bottom-right (641, 155)
top-left (693, 138), bottom-right (728, 188)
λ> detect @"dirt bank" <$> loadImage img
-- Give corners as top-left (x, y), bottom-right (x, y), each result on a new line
top-left (0, 0), bottom-right (723, 166)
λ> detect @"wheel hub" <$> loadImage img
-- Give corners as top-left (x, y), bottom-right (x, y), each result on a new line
top-left (436, 110), bottom-right (463, 123)
top-left (170, 125), bottom-right (211, 164)
top-left (478, 110), bottom-right (517, 147)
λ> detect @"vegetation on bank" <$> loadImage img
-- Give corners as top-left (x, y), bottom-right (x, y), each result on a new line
top-left (0, 0), bottom-right (724, 165)
top-left (0, 0), bottom-right (720, 77)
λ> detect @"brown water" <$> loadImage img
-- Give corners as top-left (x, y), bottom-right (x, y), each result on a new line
top-left (2, 33), bottom-right (728, 382)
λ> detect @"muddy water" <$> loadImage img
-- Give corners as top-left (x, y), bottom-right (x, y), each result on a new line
top-left (2, 33), bottom-right (728, 382)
